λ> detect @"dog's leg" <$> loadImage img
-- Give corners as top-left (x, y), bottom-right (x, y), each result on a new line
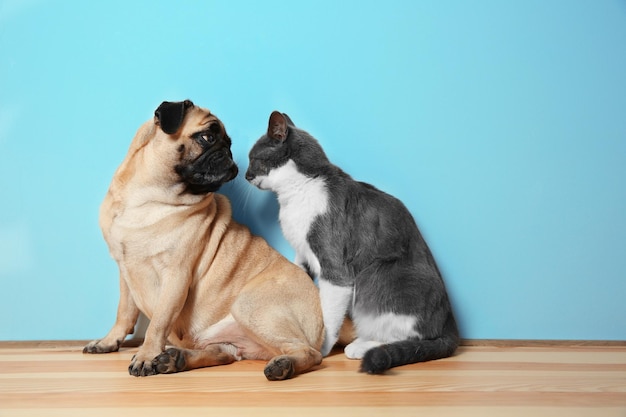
top-left (263, 343), bottom-right (323, 381)
top-left (128, 267), bottom-right (190, 376)
top-left (231, 279), bottom-right (324, 381)
top-left (150, 344), bottom-right (239, 374)
top-left (84, 271), bottom-right (139, 354)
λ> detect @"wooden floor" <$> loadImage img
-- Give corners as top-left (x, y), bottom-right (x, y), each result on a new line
top-left (0, 341), bottom-right (624, 417)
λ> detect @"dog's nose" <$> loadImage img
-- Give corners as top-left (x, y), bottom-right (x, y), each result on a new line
top-left (245, 170), bottom-right (255, 182)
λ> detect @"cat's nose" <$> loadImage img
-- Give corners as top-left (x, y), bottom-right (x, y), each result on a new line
top-left (245, 170), bottom-right (255, 182)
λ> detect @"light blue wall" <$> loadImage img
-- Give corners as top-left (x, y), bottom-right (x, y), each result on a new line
top-left (1, 0), bottom-right (625, 341)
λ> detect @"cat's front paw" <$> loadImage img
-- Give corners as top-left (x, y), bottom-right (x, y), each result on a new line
top-left (344, 339), bottom-right (382, 359)
top-left (321, 336), bottom-right (337, 357)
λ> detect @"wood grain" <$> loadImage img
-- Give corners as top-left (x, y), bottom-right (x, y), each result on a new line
top-left (0, 342), bottom-right (624, 416)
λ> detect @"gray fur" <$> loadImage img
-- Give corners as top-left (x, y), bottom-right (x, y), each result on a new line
top-left (246, 112), bottom-right (459, 373)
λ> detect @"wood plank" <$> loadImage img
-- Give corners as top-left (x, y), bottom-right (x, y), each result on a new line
top-left (461, 339), bottom-right (626, 347)
top-left (1, 339), bottom-right (624, 348)
top-left (0, 342), bottom-right (624, 416)
top-left (3, 407), bottom-right (625, 417)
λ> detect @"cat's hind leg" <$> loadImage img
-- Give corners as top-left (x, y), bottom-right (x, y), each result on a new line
top-left (344, 338), bottom-right (382, 359)
top-left (345, 312), bottom-right (421, 360)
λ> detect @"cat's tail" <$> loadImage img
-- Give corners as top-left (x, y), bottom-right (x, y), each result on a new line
top-left (360, 313), bottom-right (459, 374)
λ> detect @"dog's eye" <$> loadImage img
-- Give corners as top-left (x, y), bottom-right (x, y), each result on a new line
top-left (200, 133), bottom-right (216, 145)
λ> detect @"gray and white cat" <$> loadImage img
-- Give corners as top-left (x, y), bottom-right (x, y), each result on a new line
top-left (245, 111), bottom-right (459, 373)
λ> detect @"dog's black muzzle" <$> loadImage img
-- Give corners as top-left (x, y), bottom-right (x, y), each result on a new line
top-left (176, 147), bottom-right (238, 195)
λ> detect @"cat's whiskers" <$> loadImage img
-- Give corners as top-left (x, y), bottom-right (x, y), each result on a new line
top-left (241, 181), bottom-right (254, 212)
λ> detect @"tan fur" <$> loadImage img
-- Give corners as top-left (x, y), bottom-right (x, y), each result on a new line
top-left (84, 104), bottom-right (324, 380)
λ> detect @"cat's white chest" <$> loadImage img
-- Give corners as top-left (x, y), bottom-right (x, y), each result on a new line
top-left (263, 160), bottom-right (328, 276)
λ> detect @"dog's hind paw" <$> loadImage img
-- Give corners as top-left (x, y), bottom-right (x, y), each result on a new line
top-left (152, 347), bottom-right (187, 374)
top-left (264, 356), bottom-right (295, 381)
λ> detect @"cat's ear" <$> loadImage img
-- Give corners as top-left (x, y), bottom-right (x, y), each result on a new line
top-left (282, 113), bottom-right (295, 127)
top-left (268, 111), bottom-right (289, 142)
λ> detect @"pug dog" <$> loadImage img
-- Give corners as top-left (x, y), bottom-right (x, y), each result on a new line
top-left (84, 100), bottom-right (324, 381)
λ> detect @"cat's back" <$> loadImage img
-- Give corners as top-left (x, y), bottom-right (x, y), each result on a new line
top-left (310, 171), bottom-right (435, 268)
top-left (326, 173), bottom-right (415, 228)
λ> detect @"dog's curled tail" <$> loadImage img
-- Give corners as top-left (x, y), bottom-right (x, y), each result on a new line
top-left (360, 313), bottom-right (459, 374)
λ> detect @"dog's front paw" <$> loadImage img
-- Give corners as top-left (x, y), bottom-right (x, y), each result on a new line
top-left (152, 348), bottom-right (187, 374)
top-left (129, 351), bottom-right (159, 377)
top-left (264, 356), bottom-right (295, 381)
top-left (83, 339), bottom-right (121, 354)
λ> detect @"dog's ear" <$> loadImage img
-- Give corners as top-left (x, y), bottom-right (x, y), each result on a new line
top-left (154, 100), bottom-right (194, 134)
